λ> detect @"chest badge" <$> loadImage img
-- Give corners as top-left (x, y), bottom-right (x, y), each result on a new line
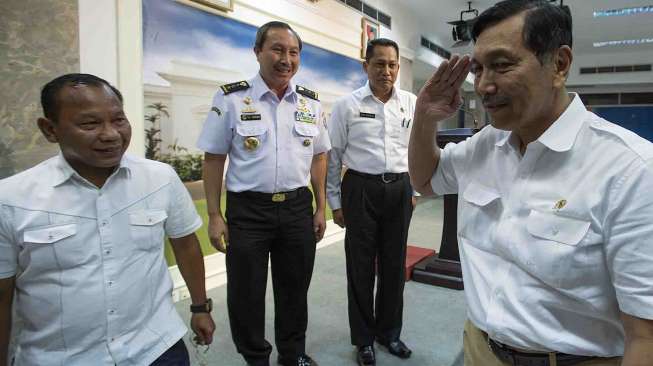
top-left (244, 136), bottom-right (260, 151)
top-left (297, 98), bottom-right (310, 113)
top-left (553, 199), bottom-right (567, 210)
top-left (241, 96), bottom-right (257, 114)
top-left (295, 111), bottom-right (317, 124)
top-left (302, 139), bottom-right (312, 147)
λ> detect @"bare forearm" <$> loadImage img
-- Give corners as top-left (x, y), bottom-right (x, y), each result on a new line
top-left (621, 312), bottom-right (653, 366)
top-left (170, 235), bottom-right (207, 305)
top-left (408, 116), bottom-right (439, 195)
top-left (311, 153), bottom-right (327, 211)
top-left (623, 339), bottom-right (653, 366)
top-left (0, 277), bottom-right (15, 366)
top-left (202, 153), bottom-right (226, 218)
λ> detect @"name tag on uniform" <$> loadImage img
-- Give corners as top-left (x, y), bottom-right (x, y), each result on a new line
top-left (241, 114), bottom-right (261, 121)
top-left (359, 112), bottom-right (376, 118)
top-left (295, 111), bottom-right (317, 124)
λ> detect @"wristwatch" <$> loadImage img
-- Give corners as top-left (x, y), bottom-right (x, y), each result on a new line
top-left (190, 298), bottom-right (213, 313)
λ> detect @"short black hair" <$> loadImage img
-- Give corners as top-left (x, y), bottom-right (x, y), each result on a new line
top-left (254, 21), bottom-right (303, 51)
top-left (41, 73), bottom-right (123, 122)
top-left (472, 0), bottom-right (572, 64)
top-left (365, 38), bottom-right (400, 62)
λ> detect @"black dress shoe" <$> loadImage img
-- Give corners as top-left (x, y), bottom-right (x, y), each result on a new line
top-left (277, 354), bottom-right (318, 366)
top-left (377, 339), bottom-right (412, 359)
top-left (356, 346), bottom-right (375, 365)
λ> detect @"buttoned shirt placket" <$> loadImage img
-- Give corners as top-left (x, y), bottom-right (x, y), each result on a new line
top-left (486, 139), bottom-right (546, 341)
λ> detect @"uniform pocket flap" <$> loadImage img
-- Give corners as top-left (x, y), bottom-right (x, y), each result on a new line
top-left (294, 123), bottom-right (319, 137)
top-left (462, 182), bottom-right (501, 207)
top-left (129, 210), bottom-right (168, 226)
top-left (527, 210), bottom-right (590, 245)
top-left (236, 123), bottom-right (268, 137)
top-left (23, 223), bottom-right (77, 244)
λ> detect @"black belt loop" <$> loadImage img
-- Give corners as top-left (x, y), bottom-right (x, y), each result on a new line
top-left (487, 338), bottom-right (599, 366)
top-left (347, 169), bottom-right (407, 183)
top-left (229, 187), bottom-right (307, 202)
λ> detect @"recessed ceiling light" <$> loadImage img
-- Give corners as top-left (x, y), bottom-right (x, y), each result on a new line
top-left (593, 5), bottom-right (653, 17)
top-left (593, 38), bottom-right (653, 47)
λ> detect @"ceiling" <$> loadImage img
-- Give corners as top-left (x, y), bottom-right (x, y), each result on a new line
top-left (402, 0), bottom-right (653, 55)
top-left (398, 0), bottom-right (653, 86)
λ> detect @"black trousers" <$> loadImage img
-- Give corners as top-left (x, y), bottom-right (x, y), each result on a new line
top-left (341, 171), bottom-right (413, 346)
top-left (225, 188), bottom-right (316, 365)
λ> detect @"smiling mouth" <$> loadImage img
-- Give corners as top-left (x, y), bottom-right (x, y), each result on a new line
top-left (95, 146), bottom-right (122, 154)
top-left (274, 66), bottom-right (291, 74)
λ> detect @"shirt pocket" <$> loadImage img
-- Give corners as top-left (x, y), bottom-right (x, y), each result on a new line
top-left (22, 223), bottom-right (79, 270)
top-left (523, 210), bottom-right (592, 288)
top-left (293, 122), bottom-right (319, 156)
top-left (459, 182), bottom-right (502, 252)
top-left (129, 210), bottom-right (168, 251)
top-left (235, 122), bottom-right (269, 156)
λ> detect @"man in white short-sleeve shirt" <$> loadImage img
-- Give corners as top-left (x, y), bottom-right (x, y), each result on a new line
top-left (0, 74), bottom-right (215, 366)
top-left (409, 1), bottom-right (653, 365)
top-left (197, 21), bottom-right (329, 366)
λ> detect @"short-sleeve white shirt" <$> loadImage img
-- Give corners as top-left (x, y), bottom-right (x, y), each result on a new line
top-left (197, 73), bottom-right (331, 193)
top-left (0, 154), bottom-right (202, 365)
top-left (431, 94), bottom-right (653, 356)
top-left (326, 83), bottom-right (417, 210)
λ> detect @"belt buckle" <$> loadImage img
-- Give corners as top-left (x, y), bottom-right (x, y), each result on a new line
top-left (381, 173), bottom-right (393, 184)
top-left (271, 193), bottom-right (286, 202)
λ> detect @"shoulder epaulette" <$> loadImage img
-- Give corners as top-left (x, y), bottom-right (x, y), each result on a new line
top-left (296, 85), bottom-right (319, 101)
top-left (221, 80), bottom-right (250, 95)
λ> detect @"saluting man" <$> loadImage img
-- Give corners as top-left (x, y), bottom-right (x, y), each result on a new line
top-left (197, 21), bottom-right (330, 366)
top-left (327, 38), bottom-right (417, 366)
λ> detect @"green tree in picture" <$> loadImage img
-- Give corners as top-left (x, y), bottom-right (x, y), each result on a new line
top-left (144, 102), bottom-right (168, 160)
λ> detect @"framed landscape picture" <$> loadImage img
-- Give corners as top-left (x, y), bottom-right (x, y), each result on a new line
top-left (189, 0), bottom-right (233, 12)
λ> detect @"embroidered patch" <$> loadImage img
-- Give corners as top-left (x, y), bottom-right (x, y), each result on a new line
top-left (360, 112), bottom-right (376, 118)
top-left (241, 114), bottom-right (262, 121)
top-left (221, 80), bottom-right (250, 94)
top-left (295, 111), bottom-right (317, 124)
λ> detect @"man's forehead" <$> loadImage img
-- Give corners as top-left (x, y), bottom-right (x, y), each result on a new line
top-left (265, 28), bottom-right (299, 47)
top-left (58, 84), bottom-right (121, 111)
top-left (370, 46), bottom-right (398, 61)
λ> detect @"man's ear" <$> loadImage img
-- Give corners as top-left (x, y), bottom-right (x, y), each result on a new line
top-left (37, 117), bottom-right (59, 143)
top-left (552, 45), bottom-right (573, 87)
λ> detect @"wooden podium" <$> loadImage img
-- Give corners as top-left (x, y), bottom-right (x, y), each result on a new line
top-left (412, 128), bottom-right (477, 290)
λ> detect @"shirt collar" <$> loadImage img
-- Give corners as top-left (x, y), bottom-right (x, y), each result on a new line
top-left (494, 93), bottom-right (586, 152)
top-left (252, 73), bottom-right (296, 102)
top-left (361, 81), bottom-right (399, 103)
top-left (52, 153), bottom-right (131, 187)
top-left (537, 93), bottom-right (586, 152)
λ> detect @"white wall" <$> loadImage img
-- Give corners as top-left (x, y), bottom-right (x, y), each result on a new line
top-left (78, 0), bottom-right (144, 157)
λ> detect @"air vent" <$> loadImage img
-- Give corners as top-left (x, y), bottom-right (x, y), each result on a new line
top-left (337, 0), bottom-right (392, 28)
top-left (580, 93), bottom-right (619, 105)
top-left (580, 92), bottom-right (653, 106)
top-left (621, 93), bottom-right (653, 105)
top-left (580, 64), bottom-right (652, 74)
top-left (420, 36), bottom-right (451, 59)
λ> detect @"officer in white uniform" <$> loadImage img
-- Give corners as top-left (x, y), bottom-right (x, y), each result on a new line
top-left (197, 21), bottom-right (329, 366)
top-left (327, 38), bottom-right (416, 366)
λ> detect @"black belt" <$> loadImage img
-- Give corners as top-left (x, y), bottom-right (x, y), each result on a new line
top-left (230, 187), bottom-right (306, 202)
top-left (488, 338), bottom-right (598, 366)
top-left (347, 169), bottom-right (407, 183)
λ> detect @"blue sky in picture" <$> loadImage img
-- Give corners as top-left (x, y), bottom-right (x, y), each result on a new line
top-left (143, 0), bottom-right (367, 96)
